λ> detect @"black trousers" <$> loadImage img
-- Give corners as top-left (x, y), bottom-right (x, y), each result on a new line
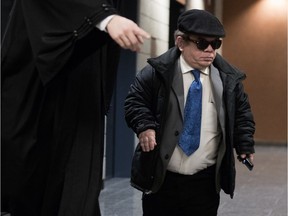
top-left (142, 165), bottom-right (220, 216)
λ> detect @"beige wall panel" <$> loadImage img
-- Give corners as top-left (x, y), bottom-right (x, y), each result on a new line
top-left (223, 0), bottom-right (287, 143)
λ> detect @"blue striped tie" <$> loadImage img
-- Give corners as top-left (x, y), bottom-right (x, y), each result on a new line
top-left (179, 69), bottom-right (202, 156)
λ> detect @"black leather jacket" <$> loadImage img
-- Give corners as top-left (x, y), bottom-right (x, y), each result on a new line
top-left (125, 47), bottom-right (255, 197)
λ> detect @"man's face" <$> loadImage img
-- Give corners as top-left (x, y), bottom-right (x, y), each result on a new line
top-left (176, 35), bottom-right (221, 70)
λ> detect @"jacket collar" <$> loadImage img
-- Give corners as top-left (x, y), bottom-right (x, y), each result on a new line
top-left (147, 47), bottom-right (246, 89)
top-left (147, 47), bottom-right (181, 75)
top-left (213, 53), bottom-right (246, 81)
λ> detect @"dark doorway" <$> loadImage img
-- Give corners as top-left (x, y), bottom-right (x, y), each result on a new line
top-left (169, 0), bottom-right (185, 48)
top-left (105, 0), bottom-right (138, 178)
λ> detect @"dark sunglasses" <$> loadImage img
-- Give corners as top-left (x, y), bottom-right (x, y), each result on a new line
top-left (187, 38), bottom-right (222, 50)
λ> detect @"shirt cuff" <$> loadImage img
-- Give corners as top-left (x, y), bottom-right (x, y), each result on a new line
top-left (95, 15), bottom-right (115, 32)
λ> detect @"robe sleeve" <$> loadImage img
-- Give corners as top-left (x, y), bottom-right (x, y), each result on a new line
top-left (21, 0), bottom-right (118, 85)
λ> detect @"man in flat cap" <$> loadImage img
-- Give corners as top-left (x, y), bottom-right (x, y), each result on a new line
top-left (125, 9), bottom-right (255, 216)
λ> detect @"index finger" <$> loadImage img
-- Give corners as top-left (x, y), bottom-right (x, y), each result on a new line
top-left (135, 28), bottom-right (151, 40)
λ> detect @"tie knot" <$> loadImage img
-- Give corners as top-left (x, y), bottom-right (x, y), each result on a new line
top-left (192, 70), bottom-right (200, 82)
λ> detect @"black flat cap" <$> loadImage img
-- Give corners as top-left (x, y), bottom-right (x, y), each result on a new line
top-left (177, 9), bottom-right (225, 37)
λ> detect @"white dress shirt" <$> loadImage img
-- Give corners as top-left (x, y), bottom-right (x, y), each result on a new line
top-left (96, 15), bottom-right (115, 32)
top-left (167, 55), bottom-right (222, 175)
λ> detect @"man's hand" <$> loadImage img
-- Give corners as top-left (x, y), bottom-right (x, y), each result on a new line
top-left (138, 129), bottom-right (157, 152)
top-left (239, 153), bottom-right (254, 163)
top-left (106, 15), bottom-right (150, 52)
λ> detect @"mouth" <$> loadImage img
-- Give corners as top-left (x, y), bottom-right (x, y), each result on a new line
top-left (201, 57), bottom-right (214, 62)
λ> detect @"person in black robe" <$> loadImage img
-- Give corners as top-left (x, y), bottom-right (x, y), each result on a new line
top-left (1, 0), bottom-right (150, 215)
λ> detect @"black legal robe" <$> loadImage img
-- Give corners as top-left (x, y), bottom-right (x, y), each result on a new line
top-left (1, 0), bottom-right (121, 215)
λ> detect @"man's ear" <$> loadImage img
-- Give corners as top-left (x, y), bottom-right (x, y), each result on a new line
top-left (176, 36), bottom-right (184, 51)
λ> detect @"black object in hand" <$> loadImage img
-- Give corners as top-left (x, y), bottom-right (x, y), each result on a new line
top-left (237, 156), bottom-right (254, 171)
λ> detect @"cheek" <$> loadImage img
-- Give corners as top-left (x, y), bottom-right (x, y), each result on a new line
top-left (183, 51), bottom-right (201, 63)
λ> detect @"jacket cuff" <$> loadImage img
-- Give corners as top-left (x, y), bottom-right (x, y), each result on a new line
top-left (235, 144), bottom-right (255, 155)
top-left (136, 123), bottom-right (158, 136)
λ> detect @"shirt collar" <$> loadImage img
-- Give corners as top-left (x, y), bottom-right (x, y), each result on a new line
top-left (180, 55), bottom-right (209, 76)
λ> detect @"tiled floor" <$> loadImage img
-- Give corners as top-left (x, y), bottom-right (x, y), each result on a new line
top-left (1, 145), bottom-right (286, 216)
top-left (99, 145), bottom-right (287, 216)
